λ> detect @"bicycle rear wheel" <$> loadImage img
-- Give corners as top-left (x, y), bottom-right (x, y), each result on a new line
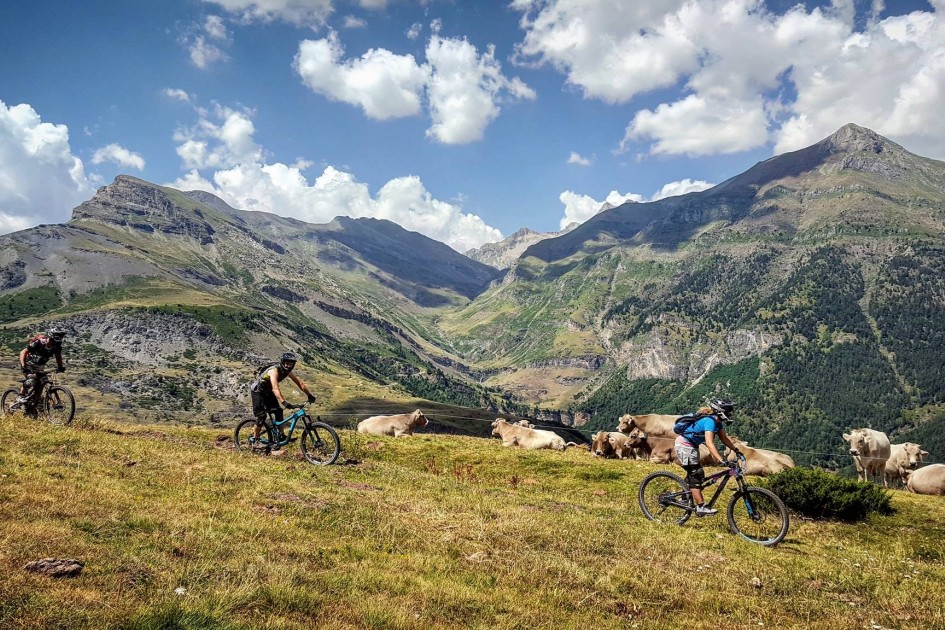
top-left (638, 471), bottom-right (693, 525)
top-left (43, 386), bottom-right (75, 425)
top-left (1, 388), bottom-right (20, 417)
top-left (234, 418), bottom-right (275, 455)
top-left (727, 487), bottom-right (790, 546)
top-left (300, 421), bottom-right (341, 465)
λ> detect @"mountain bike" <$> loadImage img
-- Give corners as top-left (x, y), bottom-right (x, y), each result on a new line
top-left (233, 401), bottom-right (341, 466)
top-left (638, 457), bottom-right (790, 546)
top-left (1, 371), bottom-right (76, 425)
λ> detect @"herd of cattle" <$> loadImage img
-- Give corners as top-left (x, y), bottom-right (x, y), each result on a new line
top-left (352, 410), bottom-right (945, 497)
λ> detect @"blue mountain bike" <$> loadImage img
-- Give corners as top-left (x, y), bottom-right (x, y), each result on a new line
top-left (234, 402), bottom-right (340, 465)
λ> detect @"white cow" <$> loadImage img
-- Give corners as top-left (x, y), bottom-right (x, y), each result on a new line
top-left (724, 439), bottom-right (795, 476)
top-left (842, 428), bottom-right (891, 484)
top-left (491, 418), bottom-right (576, 451)
top-left (884, 443), bottom-right (929, 488)
top-left (357, 409), bottom-right (428, 437)
top-left (906, 464), bottom-right (945, 496)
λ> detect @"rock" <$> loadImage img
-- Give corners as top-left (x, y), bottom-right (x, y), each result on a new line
top-left (24, 558), bottom-right (84, 578)
top-left (750, 577), bottom-right (763, 589)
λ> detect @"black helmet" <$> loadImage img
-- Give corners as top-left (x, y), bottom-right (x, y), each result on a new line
top-left (48, 327), bottom-right (67, 341)
top-left (280, 351), bottom-right (298, 371)
top-left (709, 398), bottom-right (735, 420)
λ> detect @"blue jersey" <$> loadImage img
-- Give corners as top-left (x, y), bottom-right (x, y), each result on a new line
top-left (679, 415), bottom-right (722, 447)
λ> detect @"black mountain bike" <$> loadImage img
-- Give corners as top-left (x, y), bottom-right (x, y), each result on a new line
top-left (233, 401), bottom-right (341, 466)
top-left (638, 457), bottom-right (790, 546)
top-left (1, 371), bottom-right (76, 425)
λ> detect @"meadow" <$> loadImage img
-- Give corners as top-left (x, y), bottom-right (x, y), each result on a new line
top-left (1, 413), bottom-right (943, 629)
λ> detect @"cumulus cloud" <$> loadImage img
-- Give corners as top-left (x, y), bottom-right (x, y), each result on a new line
top-left (406, 22), bottom-right (423, 40)
top-left (342, 15), bottom-right (366, 28)
top-left (558, 178), bottom-right (715, 229)
top-left (183, 15), bottom-right (231, 69)
top-left (200, 0), bottom-right (332, 27)
top-left (294, 29), bottom-right (534, 144)
top-left (204, 14), bottom-right (228, 39)
top-left (91, 143), bottom-right (146, 170)
top-left (513, 0), bottom-right (945, 160)
top-left (163, 88), bottom-right (192, 103)
top-left (168, 105), bottom-right (502, 251)
top-left (0, 100), bottom-right (93, 234)
top-left (558, 189), bottom-right (643, 230)
top-left (567, 151), bottom-right (591, 166)
top-left (295, 31), bottom-right (429, 119)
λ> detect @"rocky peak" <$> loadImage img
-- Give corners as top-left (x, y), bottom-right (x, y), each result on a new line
top-left (823, 123), bottom-right (899, 156)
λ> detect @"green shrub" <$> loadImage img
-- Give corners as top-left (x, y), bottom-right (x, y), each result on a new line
top-left (764, 467), bottom-right (894, 522)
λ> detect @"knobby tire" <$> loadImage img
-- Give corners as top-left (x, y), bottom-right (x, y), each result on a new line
top-left (727, 486), bottom-right (790, 546)
top-left (638, 471), bottom-right (693, 525)
top-left (43, 386), bottom-right (75, 425)
top-left (1, 388), bottom-right (19, 417)
top-left (300, 420), bottom-right (341, 466)
top-left (234, 418), bottom-right (275, 455)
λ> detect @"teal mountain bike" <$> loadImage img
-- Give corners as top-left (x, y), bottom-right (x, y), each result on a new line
top-left (234, 401), bottom-right (341, 466)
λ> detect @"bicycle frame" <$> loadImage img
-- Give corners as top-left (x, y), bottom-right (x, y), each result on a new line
top-left (660, 464), bottom-right (748, 512)
top-left (268, 408), bottom-right (307, 447)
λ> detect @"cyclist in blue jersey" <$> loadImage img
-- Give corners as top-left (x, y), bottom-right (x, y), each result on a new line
top-left (674, 398), bottom-right (742, 516)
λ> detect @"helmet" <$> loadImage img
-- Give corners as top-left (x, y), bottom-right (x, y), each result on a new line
top-left (708, 398), bottom-right (735, 420)
top-left (280, 351), bottom-right (298, 371)
top-left (47, 327), bottom-right (67, 341)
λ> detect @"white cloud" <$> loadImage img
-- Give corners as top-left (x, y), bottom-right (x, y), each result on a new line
top-left (567, 151), bottom-right (591, 166)
top-left (169, 105), bottom-right (502, 251)
top-left (513, 0), bottom-right (945, 160)
top-left (201, 0), bottom-right (332, 27)
top-left (294, 30), bottom-right (534, 144)
top-left (189, 36), bottom-right (227, 68)
top-left (425, 37), bottom-right (536, 144)
top-left (342, 15), bottom-right (366, 28)
top-left (359, 0), bottom-right (386, 9)
top-left (163, 88), bottom-right (192, 103)
top-left (294, 31), bottom-right (429, 120)
top-left (91, 143), bottom-right (146, 170)
top-left (557, 179), bottom-right (716, 229)
top-left (558, 189), bottom-right (643, 230)
top-left (0, 100), bottom-right (93, 235)
top-left (406, 22), bottom-right (422, 40)
top-left (204, 15), bottom-right (228, 39)
top-left (651, 178), bottom-right (714, 200)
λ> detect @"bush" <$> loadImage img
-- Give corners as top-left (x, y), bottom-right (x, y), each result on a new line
top-left (764, 467), bottom-right (894, 522)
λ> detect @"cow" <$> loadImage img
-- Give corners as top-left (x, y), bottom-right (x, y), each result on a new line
top-left (591, 431), bottom-right (634, 459)
top-left (724, 439), bottom-right (795, 476)
top-left (885, 443), bottom-right (930, 488)
top-left (905, 464), bottom-right (945, 496)
top-left (616, 414), bottom-right (680, 464)
top-left (357, 409), bottom-right (429, 437)
top-left (624, 428), bottom-right (651, 460)
top-left (515, 420), bottom-right (536, 428)
top-left (842, 428), bottom-right (891, 484)
top-left (491, 418), bottom-right (576, 451)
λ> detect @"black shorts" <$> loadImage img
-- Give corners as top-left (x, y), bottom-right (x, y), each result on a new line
top-left (251, 388), bottom-right (282, 424)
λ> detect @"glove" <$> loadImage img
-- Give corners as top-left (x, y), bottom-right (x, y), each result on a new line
top-left (56, 366), bottom-right (66, 373)
top-left (306, 394), bottom-right (317, 403)
top-left (282, 401), bottom-right (296, 409)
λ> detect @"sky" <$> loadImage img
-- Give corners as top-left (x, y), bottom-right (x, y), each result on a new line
top-left (1, 0), bottom-right (944, 252)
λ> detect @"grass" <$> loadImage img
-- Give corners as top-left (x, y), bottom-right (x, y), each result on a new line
top-left (1, 414), bottom-right (945, 629)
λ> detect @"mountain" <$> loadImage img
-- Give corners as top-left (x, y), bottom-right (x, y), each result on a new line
top-left (465, 224), bottom-right (578, 270)
top-left (442, 124), bottom-right (945, 465)
top-left (0, 175), bottom-right (524, 428)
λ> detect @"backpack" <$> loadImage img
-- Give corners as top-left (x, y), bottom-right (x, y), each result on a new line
top-left (673, 412), bottom-right (711, 436)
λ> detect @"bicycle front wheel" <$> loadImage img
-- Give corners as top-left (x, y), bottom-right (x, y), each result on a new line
top-left (1, 388), bottom-right (20, 417)
top-left (43, 386), bottom-right (75, 425)
top-left (727, 487), bottom-right (790, 546)
top-left (300, 421), bottom-right (341, 466)
top-left (234, 418), bottom-right (274, 455)
top-left (638, 471), bottom-right (692, 525)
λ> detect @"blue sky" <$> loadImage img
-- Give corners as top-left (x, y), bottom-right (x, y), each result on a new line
top-left (1, 0), bottom-right (942, 251)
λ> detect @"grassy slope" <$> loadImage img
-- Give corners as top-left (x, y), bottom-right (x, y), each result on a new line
top-left (2, 416), bottom-right (944, 629)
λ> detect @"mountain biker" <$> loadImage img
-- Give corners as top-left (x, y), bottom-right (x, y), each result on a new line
top-left (674, 398), bottom-right (742, 517)
top-left (14, 327), bottom-right (67, 407)
top-left (250, 351), bottom-right (316, 449)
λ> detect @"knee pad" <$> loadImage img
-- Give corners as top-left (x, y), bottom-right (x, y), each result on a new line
top-left (685, 466), bottom-right (705, 489)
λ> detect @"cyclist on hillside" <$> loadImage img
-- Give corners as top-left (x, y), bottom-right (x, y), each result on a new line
top-left (250, 351), bottom-right (316, 449)
top-left (674, 398), bottom-right (743, 517)
top-left (14, 327), bottom-right (68, 409)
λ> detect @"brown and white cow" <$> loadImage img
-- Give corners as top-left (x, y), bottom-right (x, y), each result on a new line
top-left (905, 463), bottom-right (945, 496)
top-left (724, 439), bottom-right (795, 476)
top-left (616, 414), bottom-right (679, 464)
top-left (884, 442), bottom-right (929, 488)
top-left (591, 431), bottom-right (635, 459)
top-left (491, 418), bottom-right (575, 451)
top-left (515, 419), bottom-right (536, 428)
top-left (842, 428), bottom-right (891, 484)
top-left (357, 409), bottom-right (429, 437)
